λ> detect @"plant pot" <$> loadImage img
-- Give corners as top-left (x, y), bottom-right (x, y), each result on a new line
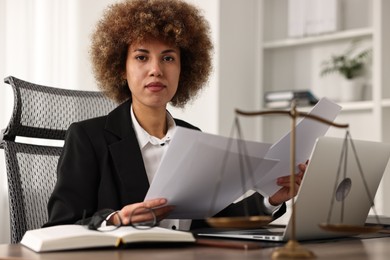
top-left (340, 78), bottom-right (365, 102)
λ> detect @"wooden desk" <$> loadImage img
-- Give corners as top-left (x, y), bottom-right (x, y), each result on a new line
top-left (1, 237), bottom-right (389, 260)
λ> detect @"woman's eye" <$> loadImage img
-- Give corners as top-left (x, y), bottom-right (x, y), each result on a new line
top-left (136, 55), bottom-right (147, 61)
top-left (163, 56), bottom-right (174, 62)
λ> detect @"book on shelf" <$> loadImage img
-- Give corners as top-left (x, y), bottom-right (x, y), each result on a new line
top-left (288, 0), bottom-right (340, 37)
top-left (264, 90), bottom-right (318, 108)
top-left (20, 224), bottom-right (195, 252)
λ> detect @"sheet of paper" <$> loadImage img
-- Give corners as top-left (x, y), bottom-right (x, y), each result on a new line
top-left (255, 97), bottom-right (342, 196)
top-left (145, 127), bottom-right (277, 219)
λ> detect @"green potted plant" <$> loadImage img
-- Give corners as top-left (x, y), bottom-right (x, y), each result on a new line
top-left (320, 41), bottom-right (372, 101)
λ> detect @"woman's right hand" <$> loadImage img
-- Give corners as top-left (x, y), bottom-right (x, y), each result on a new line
top-left (115, 198), bottom-right (174, 226)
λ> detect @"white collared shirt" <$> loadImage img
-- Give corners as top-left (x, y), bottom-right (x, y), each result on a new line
top-left (131, 106), bottom-right (191, 231)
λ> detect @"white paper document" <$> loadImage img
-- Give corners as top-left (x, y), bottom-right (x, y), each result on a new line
top-left (145, 98), bottom-right (341, 219)
top-left (145, 127), bottom-right (277, 219)
top-left (255, 98), bottom-right (341, 196)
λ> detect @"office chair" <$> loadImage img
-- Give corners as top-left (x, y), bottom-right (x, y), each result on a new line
top-left (0, 76), bottom-right (117, 243)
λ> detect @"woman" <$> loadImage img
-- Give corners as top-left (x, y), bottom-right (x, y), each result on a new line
top-left (45, 0), bottom-right (305, 230)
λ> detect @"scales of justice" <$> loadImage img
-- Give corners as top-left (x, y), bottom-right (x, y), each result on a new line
top-left (206, 100), bottom-right (383, 259)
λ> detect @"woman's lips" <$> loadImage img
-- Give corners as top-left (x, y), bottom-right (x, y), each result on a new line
top-left (146, 82), bottom-right (165, 92)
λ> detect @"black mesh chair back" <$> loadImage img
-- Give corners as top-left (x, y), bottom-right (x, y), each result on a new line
top-left (0, 76), bottom-right (117, 243)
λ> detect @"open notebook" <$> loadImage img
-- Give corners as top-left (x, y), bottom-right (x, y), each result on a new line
top-left (197, 136), bottom-right (390, 242)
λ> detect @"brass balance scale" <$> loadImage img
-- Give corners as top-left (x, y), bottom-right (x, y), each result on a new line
top-left (205, 101), bottom-right (383, 259)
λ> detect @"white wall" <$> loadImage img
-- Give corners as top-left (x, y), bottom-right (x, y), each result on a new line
top-left (0, 0), bottom-right (11, 244)
top-left (0, 0), bottom-right (114, 89)
top-left (172, 0), bottom-right (262, 141)
top-left (218, 0), bottom-right (261, 140)
top-left (168, 0), bottom-right (220, 134)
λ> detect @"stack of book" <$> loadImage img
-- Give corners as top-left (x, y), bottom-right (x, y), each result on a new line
top-left (264, 90), bottom-right (318, 108)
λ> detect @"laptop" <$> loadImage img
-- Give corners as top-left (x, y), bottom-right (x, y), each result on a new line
top-left (197, 136), bottom-right (390, 242)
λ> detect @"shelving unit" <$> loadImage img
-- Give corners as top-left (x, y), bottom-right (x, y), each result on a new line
top-left (263, 27), bottom-right (373, 50)
top-left (259, 0), bottom-right (389, 142)
top-left (258, 0), bottom-right (390, 215)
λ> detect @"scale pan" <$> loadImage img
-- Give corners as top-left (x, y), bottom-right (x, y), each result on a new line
top-left (319, 223), bottom-right (383, 234)
top-left (206, 216), bottom-right (273, 229)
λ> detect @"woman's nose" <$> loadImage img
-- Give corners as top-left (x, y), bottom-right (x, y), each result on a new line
top-left (149, 60), bottom-right (163, 77)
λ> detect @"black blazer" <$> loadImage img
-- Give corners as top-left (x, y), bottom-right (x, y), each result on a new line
top-left (45, 100), bottom-right (285, 228)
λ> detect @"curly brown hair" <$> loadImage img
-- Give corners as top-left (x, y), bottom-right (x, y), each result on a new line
top-left (90, 0), bottom-right (213, 107)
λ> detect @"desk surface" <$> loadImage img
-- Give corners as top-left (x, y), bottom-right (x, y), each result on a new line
top-left (1, 236), bottom-right (390, 260)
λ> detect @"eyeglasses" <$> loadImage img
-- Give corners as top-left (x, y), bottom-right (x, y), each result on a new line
top-left (83, 206), bottom-right (157, 232)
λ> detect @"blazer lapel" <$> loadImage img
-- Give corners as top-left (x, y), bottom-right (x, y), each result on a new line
top-left (104, 101), bottom-right (150, 204)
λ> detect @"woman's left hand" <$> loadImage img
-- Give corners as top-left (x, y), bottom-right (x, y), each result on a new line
top-left (268, 161), bottom-right (308, 206)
